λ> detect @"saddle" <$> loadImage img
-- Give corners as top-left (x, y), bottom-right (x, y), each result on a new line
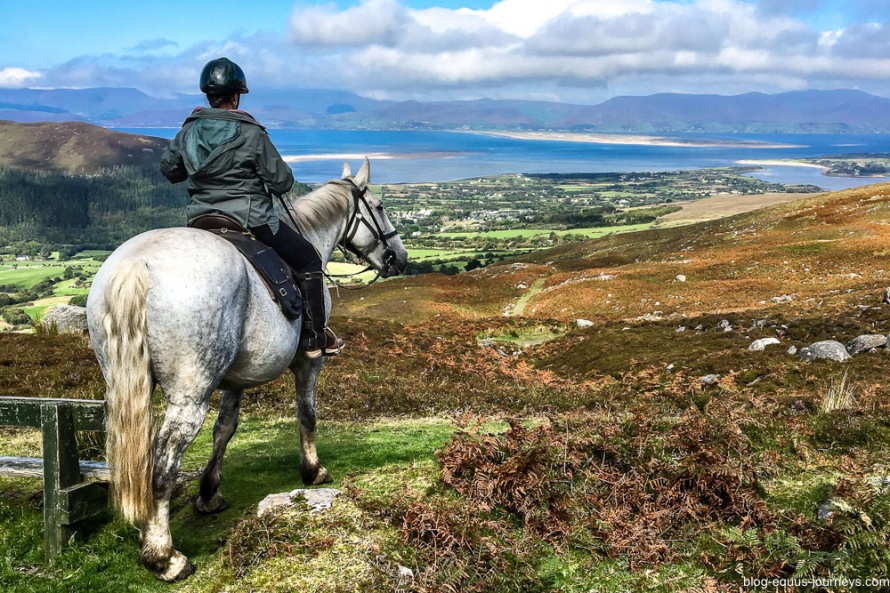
top-left (188, 213), bottom-right (302, 320)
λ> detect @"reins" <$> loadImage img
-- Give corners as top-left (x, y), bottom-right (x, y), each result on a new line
top-left (277, 177), bottom-right (397, 290)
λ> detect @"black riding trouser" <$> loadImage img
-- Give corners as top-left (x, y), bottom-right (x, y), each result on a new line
top-left (249, 221), bottom-right (321, 275)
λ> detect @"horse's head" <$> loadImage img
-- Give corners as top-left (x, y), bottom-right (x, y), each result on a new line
top-left (338, 158), bottom-right (408, 278)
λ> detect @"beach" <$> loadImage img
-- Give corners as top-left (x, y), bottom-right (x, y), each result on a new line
top-left (476, 130), bottom-right (800, 149)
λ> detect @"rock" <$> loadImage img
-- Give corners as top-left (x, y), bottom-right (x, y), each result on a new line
top-left (883, 287), bottom-right (890, 304)
top-left (846, 334), bottom-right (888, 355)
top-left (40, 305), bottom-right (88, 334)
top-left (398, 566), bottom-right (415, 580)
top-left (717, 319), bottom-right (731, 330)
top-left (700, 374), bottom-right (720, 386)
top-left (748, 337), bottom-right (780, 351)
top-left (674, 274), bottom-right (686, 282)
top-left (817, 498), bottom-right (838, 521)
top-left (787, 345), bottom-right (798, 356)
top-left (771, 294), bottom-right (794, 304)
top-left (257, 488), bottom-right (340, 517)
top-left (798, 340), bottom-right (851, 363)
top-left (575, 319), bottom-right (594, 328)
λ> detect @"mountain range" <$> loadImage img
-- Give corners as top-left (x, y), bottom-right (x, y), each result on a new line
top-left (1, 87), bottom-right (889, 133)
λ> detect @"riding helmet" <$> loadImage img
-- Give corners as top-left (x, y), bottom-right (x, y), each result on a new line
top-left (199, 57), bottom-right (249, 95)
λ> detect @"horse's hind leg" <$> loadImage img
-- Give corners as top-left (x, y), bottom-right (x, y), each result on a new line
top-left (291, 357), bottom-right (332, 485)
top-left (139, 398), bottom-right (210, 582)
top-left (196, 388), bottom-right (244, 514)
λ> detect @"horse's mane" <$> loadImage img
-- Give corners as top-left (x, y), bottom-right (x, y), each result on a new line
top-left (286, 181), bottom-right (350, 234)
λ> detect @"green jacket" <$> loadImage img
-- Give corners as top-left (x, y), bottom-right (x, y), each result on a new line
top-left (160, 108), bottom-right (294, 232)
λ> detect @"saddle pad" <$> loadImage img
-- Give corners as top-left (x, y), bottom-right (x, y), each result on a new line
top-left (189, 217), bottom-right (302, 320)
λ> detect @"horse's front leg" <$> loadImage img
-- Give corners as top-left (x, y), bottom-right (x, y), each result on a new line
top-left (291, 356), bottom-right (331, 485)
top-left (195, 388), bottom-right (244, 514)
top-left (140, 399), bottom-right (209, 582)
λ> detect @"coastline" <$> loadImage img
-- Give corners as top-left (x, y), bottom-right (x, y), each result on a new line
top-left (474, 130), bottom-right (801, 149)
top-left (736, 159), bottom-right (827, 170)
top-left (282, 151), bottom-right (462, 163)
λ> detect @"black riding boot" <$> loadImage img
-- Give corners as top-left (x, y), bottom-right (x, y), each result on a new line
top-left (297, 271), bottom-right (344, 359)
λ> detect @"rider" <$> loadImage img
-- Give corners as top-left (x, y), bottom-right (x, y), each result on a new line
top-left (159, 57), bottom-right (343, 358)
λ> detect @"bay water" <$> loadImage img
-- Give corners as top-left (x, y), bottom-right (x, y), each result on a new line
top-left (124, 128), bottom-right (890, 190)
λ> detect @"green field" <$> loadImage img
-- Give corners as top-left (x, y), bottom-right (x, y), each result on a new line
top-left (438, 222), bottom-right (655, 240)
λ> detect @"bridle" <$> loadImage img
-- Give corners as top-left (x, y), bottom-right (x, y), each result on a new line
top-left (279, 178), bottom-right (398, 289)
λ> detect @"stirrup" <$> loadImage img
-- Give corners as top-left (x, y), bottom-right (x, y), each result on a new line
top-left (302, 327), bottom-right (344, 359)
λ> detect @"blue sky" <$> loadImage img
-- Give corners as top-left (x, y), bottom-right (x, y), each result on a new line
top-left (2, 0), bottom-right (889, 104)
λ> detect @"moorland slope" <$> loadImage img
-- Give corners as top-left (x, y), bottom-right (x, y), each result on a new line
top-left (3, 178), bottom-right (890, 592)
top-left (0, 120), bottom-right (168, 173)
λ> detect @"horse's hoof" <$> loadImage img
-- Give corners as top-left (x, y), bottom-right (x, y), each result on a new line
top-left (155, 551), bottom-right (196, 582)
top-left (302, 464), bottom-right (332, 485)
top-left (195, 492), bottom-right (230, 515)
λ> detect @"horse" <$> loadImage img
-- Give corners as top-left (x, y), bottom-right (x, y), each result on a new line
top-left (86, 158), bottom-right (407, 582)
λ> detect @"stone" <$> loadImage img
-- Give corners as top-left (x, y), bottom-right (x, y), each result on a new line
top-left (787, 345), bottom-right (798, 356)
top-left (798, 340), bottom-right (851, 363)
top-left (771, 295), bottom-right (794, 304)
top-left (883, 287), bottom-right (890, 304)
top-left (398, 566), bottom-right (415, 580)
top-left (748, 337), bottom-right (780, 351)
top-left (40, 304), bottom-right (88, 334)
top-left (674, 274), bottom-right (686, 282)
top-left (257, 488), bottom-right (340, 517)
top-left (700, 374), bottom-right (720, 386)
top-left (846, 334), bottom-right (888, 355)
top-left (575, 319), bottom-right (594, 328)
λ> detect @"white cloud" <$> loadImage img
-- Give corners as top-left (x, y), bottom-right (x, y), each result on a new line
top-left (25, 0), bottom-right (890, 103)
top-left (0, 67), bottom-right (42, 88)
top-left (290, 0), bottom-right (408, 47)
top-left (280, 0), bottom-right (872, 100)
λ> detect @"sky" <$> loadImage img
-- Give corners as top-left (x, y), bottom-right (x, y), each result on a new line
top-left (2, 0), bottom-right (890, 105)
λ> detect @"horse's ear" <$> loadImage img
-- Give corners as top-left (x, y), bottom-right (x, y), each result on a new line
top-left (354, 157), bottom-right (371, 188)
top-left (341, 161), bottom-right (352, 179)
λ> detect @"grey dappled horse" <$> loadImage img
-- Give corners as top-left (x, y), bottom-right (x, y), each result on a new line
top-left (86, 159), bottom-right (407, 581)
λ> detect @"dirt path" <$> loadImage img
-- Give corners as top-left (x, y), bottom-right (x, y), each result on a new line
top-left (509, 278), bottom-right (546, 316)
top-left (658, 192), bottom-right (820, 225)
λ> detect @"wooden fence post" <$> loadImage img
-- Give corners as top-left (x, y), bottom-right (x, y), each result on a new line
top-left (40, 402), bottom-right (82, 561)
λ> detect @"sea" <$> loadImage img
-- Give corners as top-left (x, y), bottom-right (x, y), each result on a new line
top-left (122, 128), bottom-right (890, 191)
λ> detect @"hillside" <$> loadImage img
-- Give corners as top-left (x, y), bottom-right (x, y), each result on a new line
top-left (2, 183), bottom-right (890, 590)
top-left (0, 120), bottom-right (168, 174)
top-left (1, 87), bottom-right (889, 132)
top-left (336, 181), bottom-right (890, 372)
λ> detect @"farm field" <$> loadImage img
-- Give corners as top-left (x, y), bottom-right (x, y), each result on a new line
top-left (1, 182), bottom-right (890, 591)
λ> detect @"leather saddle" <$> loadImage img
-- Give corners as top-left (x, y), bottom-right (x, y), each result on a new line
top-left (188, 213), bottom-right (302, 320)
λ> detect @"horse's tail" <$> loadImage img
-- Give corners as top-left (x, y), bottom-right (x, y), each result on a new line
top-left (101, 259), bottom-right (154, 525)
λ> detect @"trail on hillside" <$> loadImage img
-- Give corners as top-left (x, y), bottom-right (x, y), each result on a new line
top-left (507, 278), bottom-right (545, 316)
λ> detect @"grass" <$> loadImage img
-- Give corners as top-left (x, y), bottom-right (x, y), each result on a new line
top-left (822, 370), bottom-right (856, 413)
top-left (0, 414), bottom-right (456, 593)
top-left (437, 222), bottom-right (655, 239)
top-left (0, 263), bottom-right (67, 289)
top-left (3, 183), bottom-right (890, 590)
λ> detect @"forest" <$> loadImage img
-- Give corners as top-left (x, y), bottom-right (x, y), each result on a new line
top-left (0, 166), bottom-right (188, 250)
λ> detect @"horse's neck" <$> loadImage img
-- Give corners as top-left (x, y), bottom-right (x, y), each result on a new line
top-left (289, 186), bottom-right (350, 267)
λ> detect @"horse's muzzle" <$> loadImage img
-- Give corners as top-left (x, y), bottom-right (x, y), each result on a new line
top-left (381, 247), bottom-right (407, 278)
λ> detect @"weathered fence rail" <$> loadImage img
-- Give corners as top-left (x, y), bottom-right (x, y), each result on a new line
top-left (0, 397), bottom-right (109, 560)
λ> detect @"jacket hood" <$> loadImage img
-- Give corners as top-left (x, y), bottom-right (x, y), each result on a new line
top-left (184, 107), bottom-right (266, 131)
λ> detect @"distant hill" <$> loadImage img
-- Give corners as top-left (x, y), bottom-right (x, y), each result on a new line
top-left (563, 89), bottom-right (890, 133)
top-left (0, 120), bottom-right (168, 174)
top-left (0, 87), bottom-right (889, 132)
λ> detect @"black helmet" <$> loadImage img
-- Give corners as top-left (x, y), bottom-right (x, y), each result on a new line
top-left (199, 57), bottom-right (249, 95)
